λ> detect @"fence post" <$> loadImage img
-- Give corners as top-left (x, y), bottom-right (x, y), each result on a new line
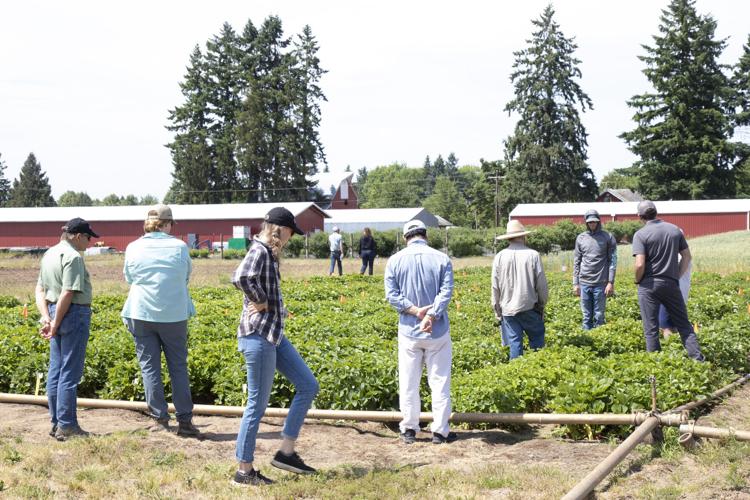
top-left (305, 233), bottom-right (309, 258)
top-left (350, 233), bottom-right (354, 258)
top-left (220, 234), bottom-right (224, 259)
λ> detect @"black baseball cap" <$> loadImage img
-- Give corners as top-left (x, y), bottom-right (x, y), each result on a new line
top-left (62, 217), bottom-right (99, 238)
top-left (264, 207), bottom-right (304, 235)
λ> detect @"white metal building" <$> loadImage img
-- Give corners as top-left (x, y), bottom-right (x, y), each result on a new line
top-left (324, 208), bottom-right (440, 233)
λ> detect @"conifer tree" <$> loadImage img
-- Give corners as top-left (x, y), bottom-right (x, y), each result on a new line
top-left (166, 45), bottom-right (214, 204)
top-left (0, 153), bottom-right (11, 207)
top-left (205, 23), bottom-right (244, 201)
top-left (8, 153), bottom-right (55, 207)
top-left (501, 5), bottom-right (597, 208)
top-left (621, 0), bottom-right (735, 199)
top-left (236, 16), bottom-right (291, 202)
top-left (732, 34), bottom-right (750, 197)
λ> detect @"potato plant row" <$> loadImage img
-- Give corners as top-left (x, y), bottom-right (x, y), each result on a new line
top-left (1, 270), bottom-right (748, 437)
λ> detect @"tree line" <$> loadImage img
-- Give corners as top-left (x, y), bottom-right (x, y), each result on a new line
top-left (355, 0), bottom-right (750, 227)
top-left (0, 152), bottom-right (158, 208)
top-left (163, 16), bottom-right (326, 204)
top-left (3, 1), bottom-right (749, 213)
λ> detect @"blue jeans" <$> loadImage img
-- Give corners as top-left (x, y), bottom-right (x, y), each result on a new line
top-left (329, 250), bottom-right (343, 275)
top-left (235, 335), bottom-right (319, 464)
top-left (580, 284), bottom-right (606, 330)
top-left (502, 309), bottom-right (545, 360)
top-left (125, 318), bottom-right (193, 422)
top-left (47, 303), bottom-right (91, 429)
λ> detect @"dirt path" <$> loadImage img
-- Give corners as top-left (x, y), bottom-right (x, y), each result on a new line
top-left (0, 401), bottom-right (612, 473)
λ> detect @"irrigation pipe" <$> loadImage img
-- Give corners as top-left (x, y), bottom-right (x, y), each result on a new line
top-left (562, 416), bottom-right (661, 500)
top-left (0, 393), bottom-right (688, 426)
top-left (679, 424), bottom-right (750, 442)
top-left (666, 373), bottom-right (750, 414)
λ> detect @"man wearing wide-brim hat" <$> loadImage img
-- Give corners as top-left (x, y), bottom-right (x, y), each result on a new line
top-left (491, 220), bottom-right (548, 360)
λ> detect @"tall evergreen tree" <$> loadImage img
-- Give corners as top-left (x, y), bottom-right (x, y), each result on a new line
top-left (8, 153), bottom-right (55, 207)
top-left (0, 153), bottom-right (11, 207)
top-left (732, 34), bottom-right (750, 197)
top-left (501, 5), bottom-right (597, 208)
top-left (205, 23), bottom-right (244, 202)
top-left (286, 25), bottom-right (327, 200)
top-left (236, 16), bottom-right (292, 202)
top-left (166, 45), bottom-right (215, 204)
top-left (621, 0), bottom-right (735, 200)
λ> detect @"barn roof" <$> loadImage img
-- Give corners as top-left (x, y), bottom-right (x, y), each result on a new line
top-left (0, 202), bottom-right (329, 223)
top-left (325, 207), bottom-right (430, 223)
top-left (510, 199), bottom-right (750, 218)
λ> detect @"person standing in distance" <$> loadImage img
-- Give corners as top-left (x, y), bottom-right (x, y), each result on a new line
top-left (358, 227), bottom-right (377, 275)
top-left (35, 218), bottom-right (98, 441)
top-left (573, 209), bottom-right (617, 330)
top-left (328, 226), bottom-right (344, 276)
top-left (384, 220), bottom-right (455, 445)
top-left (632, 201), bottom-right (704, 361)
top-left (491, 220), bottom-right (548, 360)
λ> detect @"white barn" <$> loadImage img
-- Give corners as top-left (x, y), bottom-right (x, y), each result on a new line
top-left (324, 208), bottom-right (440, 233)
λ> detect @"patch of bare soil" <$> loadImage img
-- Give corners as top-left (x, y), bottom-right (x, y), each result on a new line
top-left (0, 402), bottom-right (613, 475)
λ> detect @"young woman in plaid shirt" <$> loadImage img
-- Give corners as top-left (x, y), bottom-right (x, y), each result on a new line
top-left (231, 207), bottom-right (319, 486)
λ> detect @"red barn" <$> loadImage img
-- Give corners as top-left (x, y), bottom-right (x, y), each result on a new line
top-left (0, 202), bottom-right (329, 251)
top-left (509, 199), bottom-right (750, 239)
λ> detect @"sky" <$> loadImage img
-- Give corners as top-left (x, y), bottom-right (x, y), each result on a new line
top-left (1, 0), bottom-right (749, 201)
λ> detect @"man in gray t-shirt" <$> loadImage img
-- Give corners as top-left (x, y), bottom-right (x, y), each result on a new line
top-left (632, 201), bottom-right (703, 361)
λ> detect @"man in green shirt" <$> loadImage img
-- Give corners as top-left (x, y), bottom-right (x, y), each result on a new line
top-left (35, 217), bottom-right (98, 441)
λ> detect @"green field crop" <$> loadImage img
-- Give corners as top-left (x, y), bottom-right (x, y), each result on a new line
top-left (1, 270), bottom-right (748, 438)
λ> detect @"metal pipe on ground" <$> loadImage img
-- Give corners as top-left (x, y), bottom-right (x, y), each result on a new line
top-left (666, 373), bottom-right (750, 414)
top-left (0, 393), bottom-right (687, 426)
top-left (679, 424), bottom-right (750, 442)
top-left (562, 416), bottom-right (661, 500)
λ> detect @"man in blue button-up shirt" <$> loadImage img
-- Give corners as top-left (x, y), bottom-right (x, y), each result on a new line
top-left (384, 220), bottom-right (455, 445)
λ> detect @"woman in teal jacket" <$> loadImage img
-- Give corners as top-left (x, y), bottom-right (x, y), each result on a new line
top-left (121, 204), bottom-right (198, 437)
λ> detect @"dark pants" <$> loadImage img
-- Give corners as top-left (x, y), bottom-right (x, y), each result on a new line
top-left (329, 251), bottom-right (342, 275)
top-left (637, 279), bottom-right (704, 361)
top-left (359, 250), bottom-right (375, 275)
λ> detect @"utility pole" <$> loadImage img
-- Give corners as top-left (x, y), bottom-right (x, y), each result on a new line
top-left (487, 174), bottom-right (505, 229)
top-left (487, 174), bottom-right (505, 253)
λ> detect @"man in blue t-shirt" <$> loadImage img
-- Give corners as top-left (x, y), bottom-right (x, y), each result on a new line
top-left (632, 201), bottom-right (704, 361)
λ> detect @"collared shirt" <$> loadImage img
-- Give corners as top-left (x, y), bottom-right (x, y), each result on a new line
top-left (329, 232), bottom-right (342, 252)
top-left (37, 240), bottom-right (92, 305)
top-left (632, 219), bottom-right (688, 282)
top-left (384, 239), bottom-right (453, 340)
top-left (121, 232), bottom-right (195, 322)
top-left (491, 241), bottom-right (548, 319)
top-left (231, 238), bottom-right (286, 345)
top-left (573, 227), bottom-right (617, 286)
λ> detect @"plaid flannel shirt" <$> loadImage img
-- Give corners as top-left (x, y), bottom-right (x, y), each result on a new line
top-left (231, 239), bottom-right (286, 345)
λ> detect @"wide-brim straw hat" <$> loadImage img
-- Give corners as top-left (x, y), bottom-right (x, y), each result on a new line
top-left (496, 219), bottom-right (533, 240)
